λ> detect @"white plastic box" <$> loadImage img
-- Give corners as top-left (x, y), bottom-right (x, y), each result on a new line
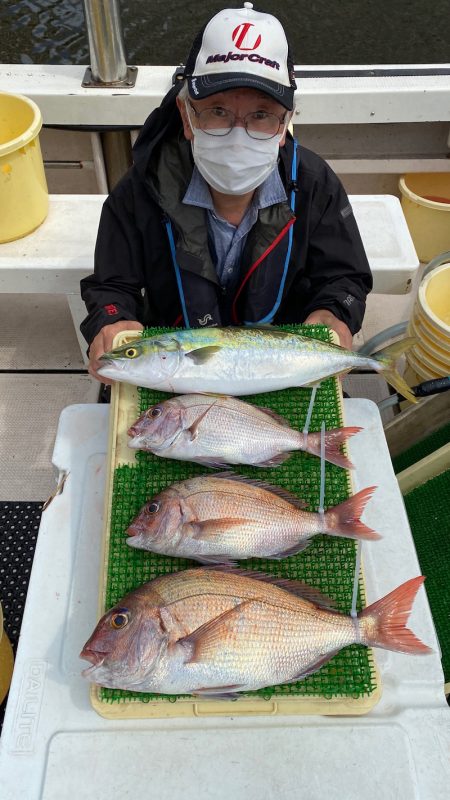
top-left (0, 400), bottom-right (448, 800)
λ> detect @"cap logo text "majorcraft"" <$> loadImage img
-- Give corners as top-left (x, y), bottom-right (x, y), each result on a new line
top-left (232, 23), bottom-right (261, 51)
top-left (205, 52), bottom-right (280, 69)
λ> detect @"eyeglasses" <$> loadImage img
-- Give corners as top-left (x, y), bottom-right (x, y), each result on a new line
top-left (187, 101), bottom-right (288, 140)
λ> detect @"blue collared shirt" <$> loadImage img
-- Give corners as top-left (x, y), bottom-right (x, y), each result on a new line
top-left (182, 166), bottom-right (287, 288)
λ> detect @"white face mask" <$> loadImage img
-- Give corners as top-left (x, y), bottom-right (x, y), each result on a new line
top-left (187, 110), bottom-right (286, 196)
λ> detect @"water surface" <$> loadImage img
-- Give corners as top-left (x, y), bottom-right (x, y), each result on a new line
top-left (1, 0), bottom-right (449, 66)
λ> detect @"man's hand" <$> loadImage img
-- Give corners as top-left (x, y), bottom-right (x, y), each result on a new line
top-left (303, 309), bottom-right (353, 350)
top-left (88, 320), bottom-right (144, 383)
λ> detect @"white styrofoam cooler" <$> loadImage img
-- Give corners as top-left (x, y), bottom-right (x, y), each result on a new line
top-left (0, 400), bottom-right (448, 800)
top-left (351, 194), bottom-right (420, 293)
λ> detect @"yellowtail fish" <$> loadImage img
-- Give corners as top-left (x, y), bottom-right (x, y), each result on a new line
top-left (80, 569), bottom-right (431, 695)
top-left (128, 394), bottom-right (361, 469)
top-left (126, 474), bottom-right (380, 563)
top-left (98, 326), bottom-right (417, 403)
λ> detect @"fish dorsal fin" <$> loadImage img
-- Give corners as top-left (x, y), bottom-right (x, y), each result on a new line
top-left (203, 566), bottom-right (336, 609)
top-left (210, 472), bottom-right (308, 510)
top-left (255, 405), bottom-right (293, 428)
top-left (243, 323), bottom-right (275, 330)
top-left (240, 325), bottom-right (294, 339)
top-left (261, 578), bottom-right (336, 609)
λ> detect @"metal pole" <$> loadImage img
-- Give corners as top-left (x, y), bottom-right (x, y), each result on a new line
top-left (82, 0), bottom-right (128, 84)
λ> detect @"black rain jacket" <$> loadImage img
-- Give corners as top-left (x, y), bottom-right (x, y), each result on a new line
top-left (80, 85), bottom-right (372, 346)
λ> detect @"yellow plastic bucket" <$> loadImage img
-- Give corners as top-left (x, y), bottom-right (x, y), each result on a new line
top-left (0, 602), bottom-right (14, 705)
top-left (410, 316), bottom-right (450, 368)
top-left (403, 353), bottom-right (436, 387)
top-left (399, 173), bottom-right (450, 262)
top-left (0, 91), bottom-right (48, 243)
top-left (406, 261), bottom-right (450, 383)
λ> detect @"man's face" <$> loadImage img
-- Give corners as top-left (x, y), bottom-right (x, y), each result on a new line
top-left (176, 88), bottom-right (290, 146)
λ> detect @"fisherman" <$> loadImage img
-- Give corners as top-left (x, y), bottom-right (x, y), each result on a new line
top-left (81, 2), bottom-right (372, 383)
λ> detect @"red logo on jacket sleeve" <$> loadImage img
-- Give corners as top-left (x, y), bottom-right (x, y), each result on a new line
top-left (104, 304), bottom-right (118, 315)
top-left (232, 23), bottom-right (261, 51)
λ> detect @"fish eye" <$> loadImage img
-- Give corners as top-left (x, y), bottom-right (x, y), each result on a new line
top-left (150, 407), bottom-right (162, 418)
top-left (147, 501), bottom-right (160, 514)
top-left (124, 347), bottom-right (138, 359)
top-left (111, 610), bottom-right (129, 629)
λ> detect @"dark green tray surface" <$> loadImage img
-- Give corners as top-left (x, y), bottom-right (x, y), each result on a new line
top-left (392, 422), bottom-right (450, 474)
top-left (100, 324), bottom-right (377, 704)
top-left (404, 469), bottom-right (450, 683)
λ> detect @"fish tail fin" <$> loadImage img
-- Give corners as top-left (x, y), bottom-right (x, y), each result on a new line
top-left (302, 427), bottom-right (363, 469)
top-left (371, 338), bottom-right (418, 404)
top-left (324, 486), bottom-right (380, 541)
top-left (358, 576), bottom-right (432, 653)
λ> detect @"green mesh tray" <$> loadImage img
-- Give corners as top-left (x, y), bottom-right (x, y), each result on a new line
top-left (99, 324), bottom-right (377, 706)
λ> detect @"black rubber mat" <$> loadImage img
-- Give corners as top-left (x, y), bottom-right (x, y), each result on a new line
top-left (0, 502), bottom-right (42, 735)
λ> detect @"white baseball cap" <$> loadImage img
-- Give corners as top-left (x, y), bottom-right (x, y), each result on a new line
top-left (183, 3), bottom-right (296, 110)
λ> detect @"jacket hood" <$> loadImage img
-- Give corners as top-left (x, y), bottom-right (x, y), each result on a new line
top-left (132, 82), bottom-right (185, 179)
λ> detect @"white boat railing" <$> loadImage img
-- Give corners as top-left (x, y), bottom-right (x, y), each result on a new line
top-left (1, 63), bottom-right (449, 128)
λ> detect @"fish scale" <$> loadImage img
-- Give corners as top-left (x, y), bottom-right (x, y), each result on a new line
top-left (81, 568), bottom-right (429, 695)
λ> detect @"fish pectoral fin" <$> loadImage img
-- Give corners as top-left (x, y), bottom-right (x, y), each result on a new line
top-left (179, 601), bottom-right (253, 665)
top-left (284, 649), bottom-right (341, 682)
top-left (269, 540), bottom-right (312, 559)
top-left (187, 400), bottom-right (218, 440)
top-left (189, 519), bottom-right (248, 540)
top-left (185, 345), bottom-right (222, 365)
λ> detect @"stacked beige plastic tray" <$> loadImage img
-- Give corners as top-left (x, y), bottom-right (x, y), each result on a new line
top-left (91, 330), bottom-right (381, 718)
